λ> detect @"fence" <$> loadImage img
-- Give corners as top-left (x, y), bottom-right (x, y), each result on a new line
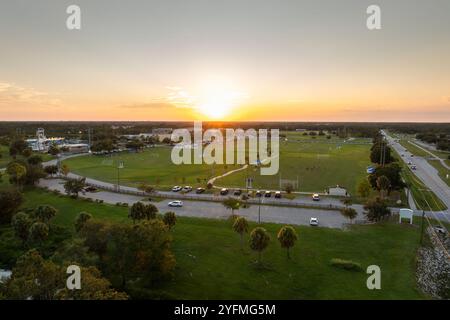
top-left (55, 175), bottom-right (344, 211)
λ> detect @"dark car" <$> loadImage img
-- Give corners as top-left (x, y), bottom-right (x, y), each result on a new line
top-left (274, 191), bottom-right (282, 198)
top-left (264, 191), bottom-right (271, 197)
top-left (255, 190), bottom-right (262, 197)
top-left (233, 189), bottom-right (242, 196)
top-left (196, 187), bottom-right (205, 194)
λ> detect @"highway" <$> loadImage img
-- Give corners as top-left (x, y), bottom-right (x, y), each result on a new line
top-left (382, 130), bottom-right (450, 222)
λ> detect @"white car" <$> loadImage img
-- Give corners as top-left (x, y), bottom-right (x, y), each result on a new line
top-left (310, 217), bottom-right (319, 226)
top-left (312, 193), bottom-right (320, 201)
top-left (168, 200), bottom-right (183, 207)
top-left (172, 186), bottom-right (182, 192)
top-left (182, 186), bottom-right (192, 192)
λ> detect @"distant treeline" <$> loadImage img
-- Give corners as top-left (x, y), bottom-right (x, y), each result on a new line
top-left (0, 121), bottom-right (449, 142)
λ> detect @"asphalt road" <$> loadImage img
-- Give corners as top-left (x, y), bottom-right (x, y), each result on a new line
top-left (39, 178), bottom-right (360, 228)
top-left (382, 131), bottom-right (450, 222)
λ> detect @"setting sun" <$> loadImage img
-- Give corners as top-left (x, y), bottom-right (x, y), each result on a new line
top-left (191, 80), bottom-right (248, 119)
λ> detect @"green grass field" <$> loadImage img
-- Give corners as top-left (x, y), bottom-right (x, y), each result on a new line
top-left (63, 147), bottom-right (241, 189)
top-left (219, 133), bottom-right (372, 194)
top-left (64, 133), bottom-right (372, 195)
top-left (1, 188), bottom-right (423, 299)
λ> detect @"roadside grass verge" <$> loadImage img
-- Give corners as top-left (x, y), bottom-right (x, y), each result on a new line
top-left (401, 167), bottom-right (447, 211)
top-left (0, 187), bottom-right (425, 299)
top-left (427, 160), bottom-right (450, 187)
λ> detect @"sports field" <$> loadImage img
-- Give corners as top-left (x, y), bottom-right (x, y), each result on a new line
top-left (63, 133), bottom-right (372, 194)
top-left (219, 133), bottom-right (371, 194)
top-left (63, 146), bottom-right (241, 189)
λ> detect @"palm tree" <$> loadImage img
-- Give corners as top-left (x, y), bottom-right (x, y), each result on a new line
top-left (249, 227), bottom-right (270, 264)
top-left (144, 203), bottom-right (158, 220)
top-left (223, 198), bottom-right (241, 216)
top-left (163, 212), bottom-right (177, 230)
top-left (376, 175), bottom-right (390, 199)
top-left (129, 201), bottom-right (146, 224)
top-left (277, 226), bottom-right (298, 259)
top-left (233, 216), bottom-right (249, 249)
top-left (34, 205), bottom-right (57, 224)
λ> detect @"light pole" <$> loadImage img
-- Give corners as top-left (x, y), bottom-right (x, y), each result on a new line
top-left (117, 160), bottom-right (124, 192)
top-left (258, 196), bottom-right (262, 224)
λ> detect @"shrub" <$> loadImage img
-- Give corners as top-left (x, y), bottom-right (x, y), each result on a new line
top-left (330, 258), bottom-right (362, 271)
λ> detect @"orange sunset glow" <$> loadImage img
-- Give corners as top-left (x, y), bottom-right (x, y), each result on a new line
top-left (0, 0), bottom-right (449, 122)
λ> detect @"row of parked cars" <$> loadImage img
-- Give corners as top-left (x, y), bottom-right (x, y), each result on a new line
top-left (171, 185), bottom-right (321, 201)
top-left (172, 186), bottom-right (206, 194)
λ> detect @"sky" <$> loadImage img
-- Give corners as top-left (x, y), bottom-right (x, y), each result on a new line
top-left (0, 0), bottom-right (449, 122)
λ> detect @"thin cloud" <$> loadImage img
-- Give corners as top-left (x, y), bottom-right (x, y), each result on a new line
top-left (118, 102), bottom-right (176, 109)
top-left (0, 82), bottom-right (61, 108)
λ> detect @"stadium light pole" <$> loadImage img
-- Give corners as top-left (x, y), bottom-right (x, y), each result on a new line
top-left (117, 160), bottom-right (124, 192)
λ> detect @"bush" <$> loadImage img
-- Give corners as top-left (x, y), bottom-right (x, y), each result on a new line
top-left (330, 258), bottom-right (362, 272)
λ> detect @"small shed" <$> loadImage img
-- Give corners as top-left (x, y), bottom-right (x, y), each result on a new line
top-left (399, 208), bottom-right (414, 224)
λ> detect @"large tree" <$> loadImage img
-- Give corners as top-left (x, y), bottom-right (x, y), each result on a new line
top-left (376, 175), bottom-right (391, 199)
top-left (364, 198), bottom-right (391, 222)
top-left (3, 249), bottom-right (63, 300)
top-left (6, 162), bottom-right (27, 187)
top-left (0, 189), bottom-right (23, 224)
top-left (9, 139), bottom-right (28, 159)
top-left (3, 249), bottom-right (127, 300)
top-left (28, 221), bottom-right (49, 244)
top-left (249, 227), bottom-right (270, 264)
top-left (27, 154), bottom-right (43, 166)
top-left (104, 220), bottom-right (175, 288)
top-left (34, 205), bottom-right (57, 224)
top-left (11, 212), bottom-right (31, 245)
top-left (277, 226), bottom-right (298, 259)
top-left (63, 178), bottom-right (86, 198)
top-left (55, 266), bottom-right (128, 300)
top-left (369, 163), bottom-right (404, 192)
top-left (370, 143), bottom-right (393, 165)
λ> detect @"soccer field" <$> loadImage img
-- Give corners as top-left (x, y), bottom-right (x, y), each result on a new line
top-left (63, 146), bottom-right (241, 189)
top-left (218, 133), bottom-right (372, 195)
top-left (63, 133), bottom-right (372, 194)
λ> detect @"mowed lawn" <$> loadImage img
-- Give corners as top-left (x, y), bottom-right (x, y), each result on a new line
top-left (17, 188), bottom-right (425, 299)
top-left (63, 147), bottom-right (241, 189)
top-left (219, 137), bottom-right (371, 195)
top-left (64, 135), bottom-right (372, 195)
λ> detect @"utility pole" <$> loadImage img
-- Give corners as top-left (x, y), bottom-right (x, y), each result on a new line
top-left (117, 160), bottom-right (124, 192)
top-left (420, 210), bottom-right (425, 245)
